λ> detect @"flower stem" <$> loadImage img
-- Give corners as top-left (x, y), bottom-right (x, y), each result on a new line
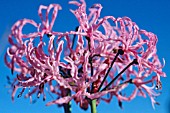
top-left (62, 89), bottom-right (71, 113)
top-left (89, 55), bottom-right (97, 113)
top-left (87, 36), bottom-right (97, 113)
top-left (63, 98), bottom-right (71, 113)
top-left (91, 99), bottom-right (97, 113)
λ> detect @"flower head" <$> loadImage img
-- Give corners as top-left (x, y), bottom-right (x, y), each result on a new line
top-left (5, 0), bottom-right (165, 110)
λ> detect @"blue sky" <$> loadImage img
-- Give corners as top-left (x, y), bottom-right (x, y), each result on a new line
top-left (0, 0), bottom-right (170, 113)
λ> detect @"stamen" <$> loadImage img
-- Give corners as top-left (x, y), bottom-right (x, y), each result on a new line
top-left (46, 33), bottom-right (52, 38)
top-left (118, 100), bottom-right (123, 109)
top-left (101, 59), bottom-right (138, 92)
top-left (39, 83), bottom-right (44, 91)
top-left (98, 49), bottom-right (124, 92)
top-left (118, 49), bottom-right (124, 55)
top-left (11, 57), bottom-right (14, 75)
top-left (43, 95), bottom-right (46, 101)
top-left (37, 91), bottom-right (41, 98)
top-left (17, 88), bottom-right (25, 98)
top-left (17, 93), bottom-right (22, 98)
top-left (11, 68), bottom-right (14, 75)
top-left (37, 83), bottom-right (44, 98)
top-left (156, 81), bottom-right (162, 90)
top-left (6, 76), bottom-right (12, 84)
top-left (133, 59), bottom-right (138, 65)
top-left (17, 74), bottom-right (22, 81)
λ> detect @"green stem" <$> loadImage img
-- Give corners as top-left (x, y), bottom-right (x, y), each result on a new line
top-left (89, 55), bottom-right (97, 113)
top-left (63, 100), bottom-right (71, 113)
top-left (62, 89), bottom-right (71, 113)
top-left (86, 37), bottom-right (97, 113)
top-left (91, 99), bottom-right (97, 113)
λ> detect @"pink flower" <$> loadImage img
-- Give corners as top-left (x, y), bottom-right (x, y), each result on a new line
top-left (4, 3), bottom-right (69, 102)
top-left (5, 0), bottom-right (166, 110)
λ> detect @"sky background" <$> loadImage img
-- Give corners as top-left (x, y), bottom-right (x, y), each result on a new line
top-left (0, 0), bottom-right (170, 113)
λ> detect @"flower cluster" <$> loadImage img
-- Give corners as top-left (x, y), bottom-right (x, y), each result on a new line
top-left (5, 0), bottom-right (165, 110)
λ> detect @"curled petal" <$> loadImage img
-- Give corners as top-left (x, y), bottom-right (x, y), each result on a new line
top-left (46, 96), bottom-right (72, 106)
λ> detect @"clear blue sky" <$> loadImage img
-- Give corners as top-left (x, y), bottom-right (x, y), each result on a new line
top-left (0, 0), bottom-right (170, 113)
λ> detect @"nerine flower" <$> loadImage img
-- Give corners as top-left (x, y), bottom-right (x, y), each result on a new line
top-left (5, 0), bottom-right (165, 110)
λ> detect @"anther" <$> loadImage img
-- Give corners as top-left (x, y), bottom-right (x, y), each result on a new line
top-left (118, 49), bottom-right (124, 55)
top-left (17, 74), bottom-right (22, 81)
top-left (129, 79), bottom-right (133, 84)
top-left (133, 59), bottom-right (138, 65)
top-left (156, 81), bottom-right (162, 90)
top-left (46, 33), bottom-right (52, 38)
top-left (39, 83), bottom-right (44, 90)
top-left (43, 96), bottom-right (46, 101)
top-left (37, 91), bottom-right (41, 98)
top-left (75, 26), bottom-right (79, 31)
top-left (11, 68), bottom-right (14, 75)
top-left (17, 93), bottom-right (22, 98)
top-left (17, 88), bottom-right (25, 98)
